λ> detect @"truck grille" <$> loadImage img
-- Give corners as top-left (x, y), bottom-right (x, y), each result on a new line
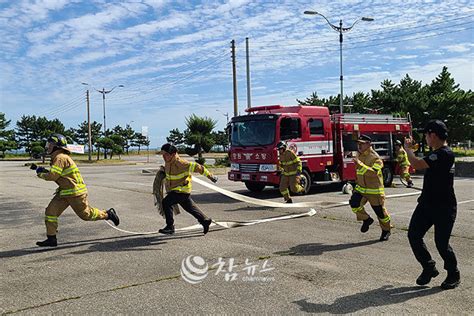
top-left (239, 164), bottom-right (259, 172)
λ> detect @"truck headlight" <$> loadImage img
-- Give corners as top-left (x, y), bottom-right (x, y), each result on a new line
top-left (259, 164), bottom-right (277, 172)
top-left (231, 163), bottom-right (239, 171)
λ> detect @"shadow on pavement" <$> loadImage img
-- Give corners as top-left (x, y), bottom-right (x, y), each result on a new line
top-left (293, 285), bottom-right (443, 314)
top-left (274, 240), bottom-right (379, 256)
top-left (0, 231), bottom-right (206, 259)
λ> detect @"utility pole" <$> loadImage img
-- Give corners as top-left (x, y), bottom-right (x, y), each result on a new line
top-left (246, 37), bottom-right (252, 109)
top-left (231, 39), bottom-right (238, 117)
top-left (86, 90), bottom-right (92, 161)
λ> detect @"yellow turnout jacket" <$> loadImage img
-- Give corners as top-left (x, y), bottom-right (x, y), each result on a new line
top-left (38, 149), bottom-right (87, 197)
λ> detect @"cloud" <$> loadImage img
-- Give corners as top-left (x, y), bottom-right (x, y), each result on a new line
top-left (443, 43), bottom-right (472, 53)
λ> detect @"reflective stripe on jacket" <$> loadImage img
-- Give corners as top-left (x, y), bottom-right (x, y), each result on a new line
top-left (355, 147), bottom-right (384, 195)
top-left (279, 149), bottom-right (302, 176)
top-left (396, 147), bottom-right (411, 167)
top-left (164, 154), bottom-right (212, 194)
top-left (38, 150), bottom-right (88, 197)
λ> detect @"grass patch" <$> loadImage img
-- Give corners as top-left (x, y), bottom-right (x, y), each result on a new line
top-left (453, 148), bottom-right (474, 157)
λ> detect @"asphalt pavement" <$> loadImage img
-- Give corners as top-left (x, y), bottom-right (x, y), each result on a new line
top-left (0, 159), bottom-right (473, 315)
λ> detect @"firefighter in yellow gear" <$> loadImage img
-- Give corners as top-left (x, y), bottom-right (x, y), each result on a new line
top-left (277, 141), bottom-right (306, 203)
top-left (349, 135), bottom-right (391, 241)
top-left (394, 140), bottom-right (413, 187)
top-left (158, 143), bottom-right (218, 235)
top-left (34, 134), bottom-right (119, 247)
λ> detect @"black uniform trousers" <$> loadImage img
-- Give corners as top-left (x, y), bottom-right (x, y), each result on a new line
top-left (162, 191), bottom-right (208, 227)
top-left (407, 203), bottom-right (458, 272)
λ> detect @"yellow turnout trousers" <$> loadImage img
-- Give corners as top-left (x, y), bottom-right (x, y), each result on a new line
top-left (350, 192), bottom-right (391, 232)
top-left (279, 175), bottom-right (304, 201)
top-left (44, 193), bottom-right (107, 235)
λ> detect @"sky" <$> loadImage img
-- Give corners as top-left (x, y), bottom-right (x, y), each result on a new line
top-left (0, 0), bottom-right (473, 148)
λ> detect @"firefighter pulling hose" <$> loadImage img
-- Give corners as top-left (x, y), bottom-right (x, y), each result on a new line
top-left (32, 133), bottom-right (120, 247)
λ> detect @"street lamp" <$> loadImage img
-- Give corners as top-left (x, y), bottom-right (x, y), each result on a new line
top-left (216, 109), bottom-right (229, 124)
top-left (96, 85), bottom-right (124, 137)
top-left (304, 11), bottom-right (373, 114)
top-left (82, 83), bottom-right (124, 159)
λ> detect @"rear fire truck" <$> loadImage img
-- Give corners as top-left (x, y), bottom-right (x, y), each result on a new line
top-left (227, 105), bottom-right (412, 193)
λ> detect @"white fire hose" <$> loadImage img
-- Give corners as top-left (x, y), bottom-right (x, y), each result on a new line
top-left (105, 170), bottom-right (420, 235)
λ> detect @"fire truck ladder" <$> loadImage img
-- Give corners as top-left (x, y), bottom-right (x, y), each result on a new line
top-left (332, 113), bottom-right (409, 124)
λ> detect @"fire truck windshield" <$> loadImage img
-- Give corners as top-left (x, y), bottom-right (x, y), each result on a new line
top-left (231, 119), bottom-right (276, 146)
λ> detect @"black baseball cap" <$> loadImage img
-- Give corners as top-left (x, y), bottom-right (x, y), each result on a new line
top-left (356, 134), bottom-right (372, 143)
top-left (423, 120), bottom-right (448, 139)
top-left (160, 143), bottom-right (178, 154)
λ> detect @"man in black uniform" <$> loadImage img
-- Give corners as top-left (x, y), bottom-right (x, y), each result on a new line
top-left (404, 120), bottom-right (460, 290)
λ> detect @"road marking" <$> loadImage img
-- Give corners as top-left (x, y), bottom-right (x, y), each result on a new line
top-left (459, 199), bottom-right (474, 205)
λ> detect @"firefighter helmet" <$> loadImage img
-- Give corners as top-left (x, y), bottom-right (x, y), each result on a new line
top-left (276, 141), bottom-right (287, 150)
top-left (394, 140), bottom-right (402, 146)
top-left (45, 133), bottom-right (69, 154)
top-left (47, 134), bottom-right (68, 149)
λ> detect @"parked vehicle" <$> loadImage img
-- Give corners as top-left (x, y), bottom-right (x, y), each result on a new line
top-left (227, 105), bottom-right (412, 193)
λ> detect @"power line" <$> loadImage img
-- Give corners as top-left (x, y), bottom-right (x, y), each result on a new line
top-left (38, 93), bottom-right (85, 117)
top-left (246, 20), bottom-right (473, 55)
top-left (254, 12), bottom-right (474, 47)
top-left (248, 26), bottom-right (473, 58)
top-left (107, 52), bottom-right (231, 103)
top-left (109, 55), bottom-right (231, 106)
top-left (108, 48), bottom-right (231, 95)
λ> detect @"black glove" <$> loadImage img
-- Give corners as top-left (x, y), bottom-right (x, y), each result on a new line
top-left (36, 167), bottom-right (47, 174)
top-left (209, 175), bottom-right (218, 183)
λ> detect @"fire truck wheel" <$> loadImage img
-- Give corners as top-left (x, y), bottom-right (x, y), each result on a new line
top-left (300, 170), bottom-right (311, 195)
top-left (245, 181), bottom-right (266, 192)
top-left (382, 167), bottom-right (394, 187)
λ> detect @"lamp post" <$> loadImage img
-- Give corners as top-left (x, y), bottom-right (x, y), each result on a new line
top-left (82, 83), bottom-right (124, 159)
top-left (216, 109), bottom-right (229, 124)
top-left (96, 85), bottom-right (124, 137)
top-left (304, 11), bottom-right (373, 114)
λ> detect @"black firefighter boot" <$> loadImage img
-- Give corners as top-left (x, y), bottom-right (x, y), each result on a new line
top-left (159, 225), bottom-right (175, 235)
top-left (360, 217), bottom-right (374, 233)
top-left (202, 219), bottom-right (212, 235)
top-left (36, 235), bottom-right (57, 247)
top-left (416, 266), bottom-right (440, 285)
top-left (441, 270), bottom-right (460, 290)
top-left (107, 208), bottom-right (120, 226)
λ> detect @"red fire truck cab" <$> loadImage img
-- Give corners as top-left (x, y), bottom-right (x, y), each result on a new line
top-left (227, 105), bottom-right (412, 193)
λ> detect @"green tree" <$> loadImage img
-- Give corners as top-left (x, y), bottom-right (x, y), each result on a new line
top-left (0, 113), bottom-right (17, 157)
top-left (167, 128), bottom-right (185, 146)
top-left (425, 67), bottom-right (474, 143)
top-left (130, 132), bottom-right (149, 154)
top-left (15, 115), bottom-right (36, 153)
top-left (16, 115), bottom-right (65, 155)
top-left (109, 134), bottom-right (125, 159)
top-left (297, 91), bottom-right (325, 106)
top-left (95, 137), bottom-right (114, 160)
top-left (184, 114), bottom-right (217, 163)
top-left (212, 130), bottom-right (229, 152)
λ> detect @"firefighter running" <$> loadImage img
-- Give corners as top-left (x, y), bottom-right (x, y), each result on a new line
top-left (394, 140), bottom-right (413, 187)
top-left (34, 134), bottom-right (119, 247)
top-left (277, 141), bottom-right (306, 203)
top-left (158, 143), bottom-right (218, 235)
top-left (349, 135), bottom-right (391, 241)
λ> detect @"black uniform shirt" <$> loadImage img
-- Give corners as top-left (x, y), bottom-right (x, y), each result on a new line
top-left (418, 146), bottom-right (456, 206)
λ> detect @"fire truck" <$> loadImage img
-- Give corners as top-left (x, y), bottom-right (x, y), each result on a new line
top-left (227, 105), bottom-right (412, 193)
